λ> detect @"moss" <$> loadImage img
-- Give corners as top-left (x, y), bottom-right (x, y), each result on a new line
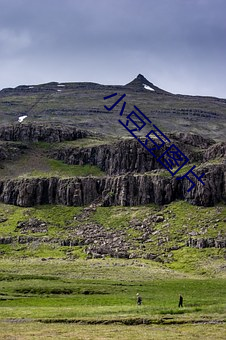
top-left (167, 247), bottom-right (226, 275)
top-left (22, 160), bottom-right (105, 178)
top-left (0, 201), bottom-right (226, 275)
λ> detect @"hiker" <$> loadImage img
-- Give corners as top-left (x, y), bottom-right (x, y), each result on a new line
top-left (136, 293), bottom-right (142, 306)
top-left (178, 294), bottom-right (183, 308)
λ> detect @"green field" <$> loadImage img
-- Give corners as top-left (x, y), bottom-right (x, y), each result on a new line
top-left (0, 257), bottom-right (225, 339)
top-left (0, 199), bottom-right (225, 338)
top-left (1, 321), bottom-right (225, 339)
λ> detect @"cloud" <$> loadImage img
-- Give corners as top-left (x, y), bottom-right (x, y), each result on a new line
top-left (0, 28), bottom-right (31, 56)
top-left (0, 0), bottom-right (225, 97)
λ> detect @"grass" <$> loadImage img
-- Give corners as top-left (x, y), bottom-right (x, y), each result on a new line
top-left (0, 201), bottom-right (225, 276)
top-left (92, 204), bottom-right (159, 230)
top-left (0, 204), bottom-right (82, 236)
top-left (1, 81), bottom-right (226, 140)
top-left (32, 136), bottom-right (116, 150)
top-left (147, 163), bottom-right (205, 178)
top-left (24, 159), bottom-right (105, 178)
top-left (0, 200), bottom-right (225, 337)
top-left (0, 257), bottom-right (225, 338)
top-left (168, 247), bottom-right (226, 275)
top-left (56, 137), bottom-right (116, 148)
top-left (0, 227), bottom-right (225, 339)
top-left (0, 322), bottom-right (225, 340)
top-left (0, 152), bottom-right (105, 179)
top-left (0, 139), bottom-right (106, 179)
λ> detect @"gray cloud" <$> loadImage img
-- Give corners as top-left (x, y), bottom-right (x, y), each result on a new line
top-left (0, 0), bottom-right (225, 97)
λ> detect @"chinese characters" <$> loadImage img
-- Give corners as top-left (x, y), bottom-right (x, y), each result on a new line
top-left (103, 93), bottom-right (205, 192)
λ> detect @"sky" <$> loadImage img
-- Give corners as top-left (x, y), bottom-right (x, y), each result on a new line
top-left (0, 0), bottom-right (225, 97)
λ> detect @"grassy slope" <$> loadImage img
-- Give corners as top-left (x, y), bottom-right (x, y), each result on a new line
top-left (0, 206), bottom-right (225, 338)
top-left (0, 140), bottom-right (106, 179)
top-left (0, 257), bottom-right (225, 340)
top-left (1, 82), bottom-right (226, 140)
top-left (0, 200), bottom-right (225, 331)
top-left (0, 201), bottom-right (225, 276)
top-left (0, 257), bottom-right (225, 319)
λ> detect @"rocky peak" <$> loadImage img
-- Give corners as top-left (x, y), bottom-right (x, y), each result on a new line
top-left (125, 74), bottom-right (171, 94)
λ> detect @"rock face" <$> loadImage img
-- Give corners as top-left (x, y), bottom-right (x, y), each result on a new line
top-left (0, 124), bottom-right (91, 142)
top-left (168, 132), bottom-right (214, 149)
top-left (203, 142), bottom-right (226, 161)
top-left (0, 126), bottom-right (226, 208)
top-left (51, 140), bottom-right (162, 175)
top-left (0, 163), bottom-right (225, 207)
top-left (0, 142), bottom-right (28, 161)
top-left (51, 137), bottom-right (207, 176)
top-left (187, 237), bottom-right (226, 248)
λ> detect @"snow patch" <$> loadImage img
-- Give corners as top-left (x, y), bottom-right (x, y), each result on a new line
top-left (143, 84), bottom-right (155, 91)
top-left (29, 86), bottom-right (34, 89)
top-left (57, 84), bottom-right (65, 87)
top-left (18, 115), bottom-right (27, 123)
top-left (57, 89), bottom-right (62, 92)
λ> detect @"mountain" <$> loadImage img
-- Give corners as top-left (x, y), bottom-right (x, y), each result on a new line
top-left (125, 73), bottom-right (171, 94)
top-left (0, 74), bottom-right (226, 140)
top-left (0, 75), bottom-right (225, 266)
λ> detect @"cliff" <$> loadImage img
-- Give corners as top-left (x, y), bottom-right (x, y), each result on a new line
top-left (0, 124), bottom-right (225, 208)
top-left (0, 123), bottom-right (91, 142)
top-left (50, 136), bottom-right (211, 176)
top-left (0, 163), bottom-right (225, 207)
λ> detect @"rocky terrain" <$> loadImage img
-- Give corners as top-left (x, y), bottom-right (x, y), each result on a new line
top-left (0, 75), bottom-right (225, 261)
top-left (0, 124), bottom-right (91, 142)
top-left (0, 123), bottom-right (226, 208)
top-left (1, 74), bottom-right (226, 140)
top-left (0, 201), bottom-right (225, 262)
top-left (0, 163), bottom-right (225, 208)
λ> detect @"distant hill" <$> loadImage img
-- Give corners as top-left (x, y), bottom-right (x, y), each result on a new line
top-left (0, 74), bottom-right (226, 140)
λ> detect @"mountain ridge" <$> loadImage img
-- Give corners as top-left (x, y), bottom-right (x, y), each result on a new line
top-left (0, 74), bottom-right (226, 141)
top-left (1, 73), bottom-right (224, 98)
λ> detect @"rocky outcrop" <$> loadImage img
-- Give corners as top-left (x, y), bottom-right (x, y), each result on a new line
top-left (168, 132), bottom-right (215, 149)
top-left (16, 218), bottom-right (48, 233)
top-left (0, 124), bottom-right (91, 142)
top-left (51, 140), bottom-right (162, 175)
top-left (0, 142), bottom-right (28, 161)
top-left (51, 137), bottom-right (206, 176)
top-left (203, 142), bottom-right (226, 161)
top-left (187, 237), bottom-right (226, 248)
top-left (0, 164), bottom-right (225, 207)
top-left (125, 74), bottom-right (171, 94)
top-left (0, 129), bottom-right (225, 208)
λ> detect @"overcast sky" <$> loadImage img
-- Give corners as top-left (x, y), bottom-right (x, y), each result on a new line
top-left (0, 0), bottom-right (225, 97)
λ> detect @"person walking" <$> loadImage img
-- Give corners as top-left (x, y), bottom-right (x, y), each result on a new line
top-left (136, 293), bottom-right (142, 306)
top-left (178, 294), bottom-right (183, 308)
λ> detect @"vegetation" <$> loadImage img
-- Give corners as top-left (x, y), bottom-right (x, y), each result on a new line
top-left (0, 322), bottom-right (225, 340)
top-left (0, 201), bottom-right (225, 274)
top-left (0, 199), bottom-right (225, 338)
top-left (0, 257), bottom-right (225, 338)
top-left (1, 76), bottom-right (226, 140)
top-left (0, 141), bottom-right (105, 179)
top-left (23, 160), bottom-right (105, 178)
